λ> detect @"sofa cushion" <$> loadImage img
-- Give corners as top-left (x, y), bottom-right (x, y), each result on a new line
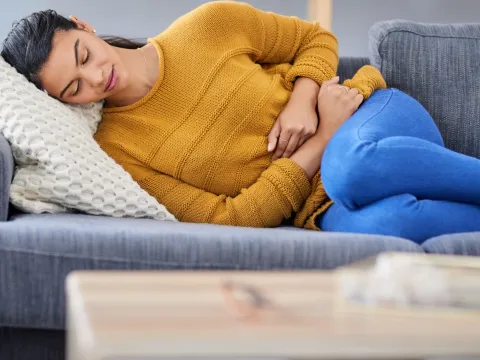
top-left (422, 232), bottom-right (480, 255)
top-left (0, 57), bottom-right (176, 222)
top-left (0, 213), bottom-right (423, 329)
top-left (0, 135), bottom-right (13, 221)
top-left (369, 20), bottom-right (480, 158)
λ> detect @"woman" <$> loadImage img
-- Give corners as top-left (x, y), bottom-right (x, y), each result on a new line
top-left (2, 1), bottom-right (480, 244)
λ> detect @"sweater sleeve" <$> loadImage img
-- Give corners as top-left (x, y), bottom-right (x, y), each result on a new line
top-left (100, 143), bottom-right (312, 227)
top-left (342, 65), bottom-right (387, 99)
top-left (191, 1), bottom-right (339, 85)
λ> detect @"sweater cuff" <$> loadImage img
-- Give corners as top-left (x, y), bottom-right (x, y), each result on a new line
top-left (264, 158), bottom-right (312, 212)
top-left (343, 65), bottom-right (387, 99)
top-left (293, 172), bottom-right (331, 228)
top-left (285, 63), bottom-right (336, 87)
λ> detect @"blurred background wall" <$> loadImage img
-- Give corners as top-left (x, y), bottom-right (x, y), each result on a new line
top-left (1, 0), bottom-right (479, 57)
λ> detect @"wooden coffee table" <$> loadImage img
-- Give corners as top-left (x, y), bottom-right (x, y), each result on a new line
top-left (66, 267), bottom-right (480, 360)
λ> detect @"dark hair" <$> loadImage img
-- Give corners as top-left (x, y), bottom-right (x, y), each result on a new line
top-left (1, 10), bottom-right (145, 90)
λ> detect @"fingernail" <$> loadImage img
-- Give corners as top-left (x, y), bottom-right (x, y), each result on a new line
top-left (267, 143), bottom-right (274, 152)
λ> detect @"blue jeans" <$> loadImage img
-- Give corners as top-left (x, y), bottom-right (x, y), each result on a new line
top-left (317, 89), bottom-right (480, 244)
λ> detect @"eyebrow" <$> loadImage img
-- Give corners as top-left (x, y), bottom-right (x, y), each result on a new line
top-left (59, 38), bottom-right (80, 99)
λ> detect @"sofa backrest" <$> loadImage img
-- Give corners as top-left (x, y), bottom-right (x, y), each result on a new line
top-left (337, 57), bottom-right (370, 83)
top-left (369, 20), bottom-right (480, 158)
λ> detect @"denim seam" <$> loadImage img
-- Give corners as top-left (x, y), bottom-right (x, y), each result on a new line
top-left (356, 89), bottom-right (395, 142)
top-left (376, 139), bottom-right (446, 154)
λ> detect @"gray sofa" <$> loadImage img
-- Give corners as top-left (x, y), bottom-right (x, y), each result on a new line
top-left (2, 19), bottom-right (480, 360)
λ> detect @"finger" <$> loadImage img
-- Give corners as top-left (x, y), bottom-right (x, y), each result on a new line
top-left (267, 121), bottom-right (281, 152)
top-left (354, 94), bottom-right (364, 108)
top-left (282, 133), bottom-right (300, 158)
top-left (319, 81), bottom-right (327, 97)
top-left (328, 84), bottom-right (345, 95)
top-left (335, 85), bottom-right (350, 95)
top-left (347, 87), bottom-right (359, 98)
top-left (338, 85), bottom-right (351, 97)
top-left (297, 137), bottom-right (306, 148)
top-left (272, 132), bottom-right (290, 160)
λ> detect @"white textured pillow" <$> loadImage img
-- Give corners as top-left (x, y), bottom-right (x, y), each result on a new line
top-left (0, 56), bottom-right (176, 222)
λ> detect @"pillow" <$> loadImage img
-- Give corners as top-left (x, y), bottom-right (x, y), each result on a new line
top-left (369, 20), bottom-right (480, 159)
top-left (0, 56), bottom-right (177, 221)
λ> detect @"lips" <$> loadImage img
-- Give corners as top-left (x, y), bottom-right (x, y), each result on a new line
top-left (104, 66), bottom-right (117, 92)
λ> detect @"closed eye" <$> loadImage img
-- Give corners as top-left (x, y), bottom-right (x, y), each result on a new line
top-left (72, 80), bottom-right (81, 96)
top-left (73, 49), bottom-right (89, 96)
top-left (83, 48), bottom-right (90, 64)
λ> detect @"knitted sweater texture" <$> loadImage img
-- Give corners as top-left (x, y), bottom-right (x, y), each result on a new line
top-left (95, 1), bottom-right (386, 228)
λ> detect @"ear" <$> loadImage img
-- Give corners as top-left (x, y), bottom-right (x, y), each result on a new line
top-left (69, 16), bottom-right (96, 34)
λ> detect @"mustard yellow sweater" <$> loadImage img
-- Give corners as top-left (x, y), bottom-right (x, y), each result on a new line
top-left (94, 1), bottom-right (386, 229)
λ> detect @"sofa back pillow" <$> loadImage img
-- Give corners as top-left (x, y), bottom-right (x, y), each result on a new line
top-left (369, 20), bottom-right (480, 158)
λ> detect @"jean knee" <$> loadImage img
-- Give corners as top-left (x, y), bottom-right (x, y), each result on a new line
top-left (321, 131), bottom-right (374, 209)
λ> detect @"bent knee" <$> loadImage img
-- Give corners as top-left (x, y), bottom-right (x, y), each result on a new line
top-left (321, 134), bottom-right (376, 209)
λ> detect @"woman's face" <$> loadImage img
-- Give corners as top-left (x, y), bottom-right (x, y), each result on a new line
top-left (39, 20), bottom-right (129, 104)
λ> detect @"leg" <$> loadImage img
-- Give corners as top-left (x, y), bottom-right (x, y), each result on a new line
top-left (317, 194), bottom-right (480, 244)
top-left (321, 88), bottom-right (480, 209)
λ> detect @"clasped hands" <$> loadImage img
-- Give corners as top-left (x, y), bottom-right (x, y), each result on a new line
top-left (268, 76), bottom-right (364, 160)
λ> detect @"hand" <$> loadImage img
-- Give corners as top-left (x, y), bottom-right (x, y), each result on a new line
top-left (315, 77), bottom-right (364, 142)
top-left (288, 77), bottom-right (363, 181)
top-left (267, 83), bottom-right (319, 161)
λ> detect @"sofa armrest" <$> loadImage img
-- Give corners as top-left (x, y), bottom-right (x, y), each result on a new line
top-left (0, 134), bottom-right (13, 221)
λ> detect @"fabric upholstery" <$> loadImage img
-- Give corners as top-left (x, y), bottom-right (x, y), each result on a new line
top-left (0, 135), bottom-right (13, 221)
top-left (0, 327), bottom-right (64, 360)
top-left (337, 57), bottom-right (370, 82)
top-left (369, 20), bottom-right (480, 158)
top-left (0, 212), bottom-right (423, 329)
top-left (422, 232), bottom-right (480, 255)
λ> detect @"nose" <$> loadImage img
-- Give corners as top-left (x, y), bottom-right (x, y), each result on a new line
top-left (81, 67), bottom-right (104, 88)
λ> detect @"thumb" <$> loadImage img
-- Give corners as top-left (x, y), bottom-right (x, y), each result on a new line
top-left (267, 121), bottom-right (281, 152)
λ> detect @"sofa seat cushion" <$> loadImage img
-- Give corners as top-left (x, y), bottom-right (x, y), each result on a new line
top-left (0, 213), bottom-right (423, 329)
top-left (422, 232), bottom-right (480, 255)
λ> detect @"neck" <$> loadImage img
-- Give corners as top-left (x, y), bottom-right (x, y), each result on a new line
top-left (105, 46), bottom-right (157, 107)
